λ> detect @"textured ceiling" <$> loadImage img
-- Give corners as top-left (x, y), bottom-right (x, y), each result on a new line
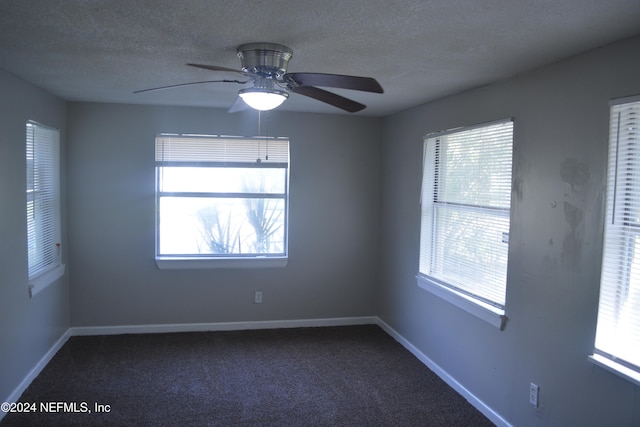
top-left (1, 0), bottom-right (639, 116)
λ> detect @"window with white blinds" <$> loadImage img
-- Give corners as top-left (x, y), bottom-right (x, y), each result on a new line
top-left (591, 96), bottom-right (640, 385)
top-left (26, 121), bottom-right (63, 289)
top-left (418, 119), bottom-right (513, 326)
top-left (155, 134), bottom-right (289, 268)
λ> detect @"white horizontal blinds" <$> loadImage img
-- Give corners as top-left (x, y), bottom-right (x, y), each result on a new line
top-left (419, 140), bottom-right (437, 276)
top-left (155, 135), bottom-right (289, 164)
top-left (436, 123), bottom-right (513, 209)
top-left (26, 121), bottom-right (61, 279)
top-left (419, 120), bottom-right (513, 308)
top-left (595, 99), bottom-right (640, 372)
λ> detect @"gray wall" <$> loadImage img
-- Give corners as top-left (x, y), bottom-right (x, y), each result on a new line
top-left (380, 35), bottom-right (640, 426)
top-left (0, 69), bottom-right (69, 401)
top-left (66, 103), bottom-right (382, 327)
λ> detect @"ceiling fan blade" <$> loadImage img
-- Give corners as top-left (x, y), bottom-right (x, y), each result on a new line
top-left (187, 63), bottom-right (257, 77)
top-left (133, 79), bottom-right (248, 94)
top-left (284, 73), bottom-right (383, 93)
top-left (291, 86), bottom-right (366, 113)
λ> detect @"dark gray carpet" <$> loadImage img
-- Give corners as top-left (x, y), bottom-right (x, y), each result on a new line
top-left (0, 325), bottom-right (494, 426)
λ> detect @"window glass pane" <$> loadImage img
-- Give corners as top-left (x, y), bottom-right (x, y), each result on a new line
top-left (158, 197), bottom-right (285, 255)
top-left (25, 121), bottom-right (61, 278)
top-left (431, 205), bottom-right (509, 306)
top-left (419, 120), bottom-right (513, 310)
top-left (158, 167), bottom-right (286, 194)
top-left (154, 135), bottom-right (289, 263)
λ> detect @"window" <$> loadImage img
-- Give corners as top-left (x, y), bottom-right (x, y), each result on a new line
top-left (417, 119), bottom-right (514, 329)
top-left (590, 96), bottom-right (640, 386)
top-left (155, 134), bottom-right (289, 269)
top-left (26, 120), bottom-right (64, 297)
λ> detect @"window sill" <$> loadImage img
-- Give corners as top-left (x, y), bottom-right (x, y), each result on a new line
top-left (29, 264), bottom-right (65, 298)
top-left (589, 354), bottom-right (640, 387)
top-left (156, 257), bottom-right (288, 270)
top-left (416, 274), bottom-right (507, 330)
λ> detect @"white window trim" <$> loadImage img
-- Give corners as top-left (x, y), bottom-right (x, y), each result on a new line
top-left (28, 264), bottom-right (65, 297)
top-left (588, 354), bottom-right (640, 387)
top-left (590, 94), bottom-right (640, 385)
top-left (156, 256), bottom-right (288, 270)
top-left (416, 274), bottom-right (506, 330)
top-left (417, 118), bottom-right (513, 330)
top-left (26, 120), bottom-right (64, 297)
top-left (154, 134), bottom-right (290, 267)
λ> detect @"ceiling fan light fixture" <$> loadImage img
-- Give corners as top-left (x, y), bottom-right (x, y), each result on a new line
top-left (239, 88), bottom-right (288, 111)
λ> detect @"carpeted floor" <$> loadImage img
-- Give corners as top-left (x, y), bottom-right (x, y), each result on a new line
top-left (0, 325), bottom-right (494, 426)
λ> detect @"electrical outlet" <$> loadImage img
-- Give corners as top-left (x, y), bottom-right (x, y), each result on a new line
top-left (529, 383), bottom-right (539, 407)
top-left (254, 291), bottom-right (263, 304)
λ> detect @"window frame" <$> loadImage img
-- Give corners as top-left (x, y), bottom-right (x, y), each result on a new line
top-left (25, 120), bottom-right (65, 297)
top-left (590, 95), bottom-right (640, 386)
top-left (154, 134), bottom-right (289, 270)
top-left (416, 119), bottom-right (514, 330)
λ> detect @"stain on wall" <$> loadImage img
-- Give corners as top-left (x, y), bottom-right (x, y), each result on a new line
top-left (560, 158), bottom-right (590, 273)
top-left (562, 201), bottom-right (584, 271)
top-left (561, 158), bottom-right (590, 195)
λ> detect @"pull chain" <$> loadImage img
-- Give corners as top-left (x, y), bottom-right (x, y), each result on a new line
top-left (257, 110), bottom-right (270, 161)
top-left (265, 111), bottom-right (269, 160)
top-left (257, 110), bottom-right (262, 163)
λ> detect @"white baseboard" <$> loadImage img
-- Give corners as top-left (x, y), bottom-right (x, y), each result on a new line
top-left (1, 329), bottom-right (71, 422)
top-left (375, 318), bottom-right (512, 427)
top-left (70, 316), bottom-right (379, 336)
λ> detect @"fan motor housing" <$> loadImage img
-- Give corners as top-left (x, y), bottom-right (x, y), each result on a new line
top-left (237, 43), bottom-right (293, 77)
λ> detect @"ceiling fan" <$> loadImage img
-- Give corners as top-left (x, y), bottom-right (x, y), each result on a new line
top-left (135, 42), bottom-right (384, 113)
